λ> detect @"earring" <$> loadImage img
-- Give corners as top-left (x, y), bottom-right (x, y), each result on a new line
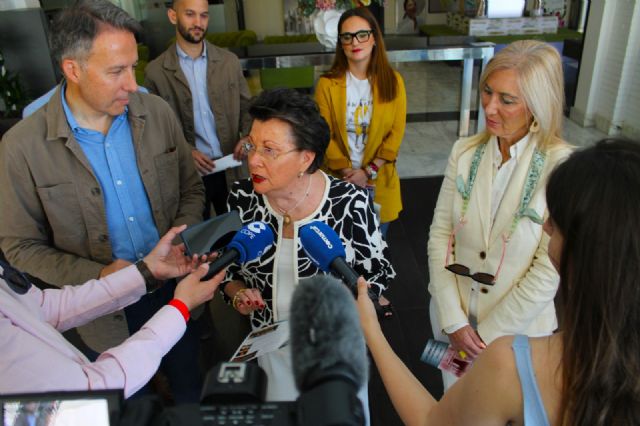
top-left (298, 171), bottom-right (304, 178)
top-left (529, 118), bottom-right (540, 133)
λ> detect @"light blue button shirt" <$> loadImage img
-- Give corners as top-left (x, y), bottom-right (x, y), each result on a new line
top-left (176, 43), bottom-right (223, 159)
top-left (60, 85), bottom-right (160, 262)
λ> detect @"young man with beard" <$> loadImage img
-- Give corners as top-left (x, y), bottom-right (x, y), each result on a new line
top-left (144, 0), bottom-right (252, 220)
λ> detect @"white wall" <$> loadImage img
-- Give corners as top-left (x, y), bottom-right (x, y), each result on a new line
top-left (620, 4), bottom-right (640, 139)
top-left (571, 0), bottom-right (640, 139)
top-left (244, 0), bottom-right (284, 39)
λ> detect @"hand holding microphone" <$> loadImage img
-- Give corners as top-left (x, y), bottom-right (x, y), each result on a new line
top-left (299, 221), bottom-right (389, 320)
top-left (355, 277), bottom-right (382, 338)
top-left (199, 221), bottom-right (274, 281)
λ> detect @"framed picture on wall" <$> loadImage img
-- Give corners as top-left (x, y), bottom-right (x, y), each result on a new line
top-left (396, 0), bottom-right (426, 34)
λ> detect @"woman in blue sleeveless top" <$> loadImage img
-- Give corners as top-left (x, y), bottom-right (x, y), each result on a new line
top-left (357, 138), bottom-right (640, 425)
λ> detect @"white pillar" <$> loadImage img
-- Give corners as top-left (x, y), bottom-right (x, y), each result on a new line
top-left (570, 0), bottom-right (640, 139)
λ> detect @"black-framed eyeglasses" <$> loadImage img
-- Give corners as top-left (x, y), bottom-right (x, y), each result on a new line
top-left (0, 259), bottom-right (32, 294)
top-left (338, 30), bottom-right (373, 45)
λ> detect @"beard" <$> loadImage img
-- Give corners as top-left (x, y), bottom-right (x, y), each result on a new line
top-left (177, 21), bottom-right (206, 44)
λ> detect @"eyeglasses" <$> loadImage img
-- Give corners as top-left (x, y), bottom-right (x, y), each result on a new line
top-left (0, 259), bottom-right (32, 294)
top-left (443, 218), bottom-right (507, 286)
top-left (242, 141), bottom-right (298, 161)
top-left (338, 30), bottom-right (373, 45)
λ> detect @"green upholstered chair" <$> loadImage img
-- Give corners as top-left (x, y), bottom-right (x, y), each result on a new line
top-left (167, 30), bottom-right (257, 49)
top-left (137, 43), bottom-right (150, 62)
top-left (135, 59), bottom-right (148, 86)
top-left (206, 30), bottom-right (258, 48)
top-left (135, 44), bottom-right (150, 86)
top-left (259, 35), bottom-right (318, 91)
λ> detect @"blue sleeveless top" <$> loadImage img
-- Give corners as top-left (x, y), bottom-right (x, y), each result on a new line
top-left (512, 335), bottom-right (551, 426)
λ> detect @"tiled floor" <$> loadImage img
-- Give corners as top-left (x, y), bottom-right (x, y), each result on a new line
top-left (397, 118), bottom-right (609, 178)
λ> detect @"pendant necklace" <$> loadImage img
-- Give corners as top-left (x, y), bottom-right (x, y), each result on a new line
top-left (276, 173), bottom-right (312, 225)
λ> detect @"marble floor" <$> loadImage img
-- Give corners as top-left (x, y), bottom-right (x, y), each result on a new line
top-left (397, 118), bottom-right (609, 178)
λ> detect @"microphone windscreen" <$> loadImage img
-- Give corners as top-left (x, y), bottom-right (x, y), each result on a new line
top-left (228, 221), bottom-right (275, 263)
top-left (290, 274), bottom-right (368, 392)
top-left (299, 221), bottom-right (346, 272)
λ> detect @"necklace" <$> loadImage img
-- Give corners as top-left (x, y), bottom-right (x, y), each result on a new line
top-left (275, 174), bottom-right (312, 225)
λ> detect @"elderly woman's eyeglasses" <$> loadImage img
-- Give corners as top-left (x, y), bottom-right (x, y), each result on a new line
top-left (444, 218), bottom-right (507, 286)
top-left (242, 141), bottom-right (298, 161)
top-left (0, 259), bottom-right (32, 294)
top-left (338, 30), bottom-right (373, 45)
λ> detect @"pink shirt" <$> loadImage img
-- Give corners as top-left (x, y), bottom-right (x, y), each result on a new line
top-left (0, 265), bottom-right (186, 398)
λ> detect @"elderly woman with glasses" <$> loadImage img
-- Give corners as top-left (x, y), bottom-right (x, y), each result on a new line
top-left (220, 88), bottom-right (395, 406)
top-left (315, 7), bottom-right (406, 238)
top-left (427, 40), bottom-right (572, 389)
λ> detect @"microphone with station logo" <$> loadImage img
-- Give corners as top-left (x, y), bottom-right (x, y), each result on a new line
top-left (299, 221), bottom-right (386, 318)
top-left (200, 221), bottom-right (274, 281)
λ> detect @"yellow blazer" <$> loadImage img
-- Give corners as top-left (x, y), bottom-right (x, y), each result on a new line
top-left (427, 135), bottom-right (573, 343)
top-left (315, 72), bottom-right (406, 223)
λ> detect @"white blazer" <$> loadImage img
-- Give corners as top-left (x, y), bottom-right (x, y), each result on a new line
top-left (428, 135), bottom-right (572, 344)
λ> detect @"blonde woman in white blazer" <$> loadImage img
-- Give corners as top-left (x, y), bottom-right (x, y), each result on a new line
top-left (427, 40), bottom-right (573, 389)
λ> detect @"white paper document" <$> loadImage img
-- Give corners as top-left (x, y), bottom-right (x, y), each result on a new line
top-left (201, 153), bottom-right (243, 176)
top-left (229, 320), bottom-right (290, 363)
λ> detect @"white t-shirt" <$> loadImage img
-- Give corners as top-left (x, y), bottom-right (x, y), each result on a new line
top-left (346, 71), bottom-right (373, 169)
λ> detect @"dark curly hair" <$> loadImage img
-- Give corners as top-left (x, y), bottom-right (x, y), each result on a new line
top-left (248, 88), bottom-right (330, 173)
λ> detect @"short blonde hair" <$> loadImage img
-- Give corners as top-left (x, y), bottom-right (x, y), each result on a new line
top-left (472, 40), bottom-right (565, 151)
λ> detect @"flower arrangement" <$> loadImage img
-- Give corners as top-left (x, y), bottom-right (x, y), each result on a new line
top-left (298, 0), bottom-right (385, 17)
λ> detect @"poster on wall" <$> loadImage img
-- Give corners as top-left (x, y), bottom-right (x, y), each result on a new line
top-left (396, 0), bottom-right (426, 34)
top-left (284, 0), bottom-right (315, 35)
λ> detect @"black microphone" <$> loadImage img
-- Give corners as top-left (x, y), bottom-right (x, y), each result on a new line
top-left (201, 221), bottom-right (274, 281)
top-left (290, 275), bottom-right (367, 426)
top-left (299, 221), bottom-right (386, 318)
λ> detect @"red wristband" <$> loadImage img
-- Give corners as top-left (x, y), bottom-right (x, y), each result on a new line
top-left (168, 299), bottom-right (190, 323)
top-left (368, 162), bottom-right (379, 172)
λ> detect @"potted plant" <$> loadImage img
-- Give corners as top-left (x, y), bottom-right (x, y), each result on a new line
top-left (0, 49), bottom-right (29, 135)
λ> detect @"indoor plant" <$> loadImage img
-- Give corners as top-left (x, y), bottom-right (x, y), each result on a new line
top-left (0, 49), bottom-right (29, 120)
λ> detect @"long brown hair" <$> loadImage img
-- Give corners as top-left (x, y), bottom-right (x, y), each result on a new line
top-left (323, 7), bottom-right (398, 103)
top-left (546, 139), bottom-right (640, 425)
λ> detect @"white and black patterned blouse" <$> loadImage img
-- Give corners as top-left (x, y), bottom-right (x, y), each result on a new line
top-left (223, 172), bottom-right (396, 329)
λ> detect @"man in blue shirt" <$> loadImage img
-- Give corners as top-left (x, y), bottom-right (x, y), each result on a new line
top-left (145, 0), bottom-right (252, 220)
top-left (0, 0), bottom-right (205, 403)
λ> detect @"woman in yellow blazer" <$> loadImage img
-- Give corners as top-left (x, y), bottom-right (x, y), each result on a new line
top-left (427, 41), bottom-right (572, 389)
top-left (315, 7), bottom-right (406, 235)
